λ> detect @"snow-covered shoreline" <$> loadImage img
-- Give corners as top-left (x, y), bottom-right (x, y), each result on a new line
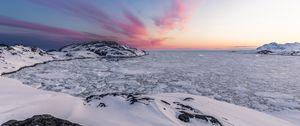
top-left (0, 77), bottom-right (297, 126)
top-left (0, 41), bottom-right (146, 75)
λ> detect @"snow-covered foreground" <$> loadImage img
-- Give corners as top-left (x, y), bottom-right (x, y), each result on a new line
top-left (0, 77), bottom-right (297, 126)
top-left (6, 51), bottom-right (300, 118)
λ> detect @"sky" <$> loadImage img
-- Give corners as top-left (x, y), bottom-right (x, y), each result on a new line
top-left (0, 0), bottom-right (300, 49)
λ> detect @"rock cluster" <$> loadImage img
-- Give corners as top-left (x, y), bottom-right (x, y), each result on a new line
top-left (1, 114), bottom-right (81, 126)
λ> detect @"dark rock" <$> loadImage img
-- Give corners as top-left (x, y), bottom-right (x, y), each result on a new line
top-left (161, 100), bottom-right (171, 105)
top-left (195, 114), bottom-right (208, 122)
top-left (94, 50), bottom-right (107, 56)
top-left (85, 92), bottom-right (154, 107)
top-left (1, 114), bottom-right (82, 126)
top-left (22, 49), bottom-right (30, 52)
top-left (97, 102), bottom-right (106, 107)
top-left (195, 115), bottom-right (222, 126)
top-left (65, 53), bottom-right (73, 57)
top-left (59, 41), bottom-right (146, 58)
top-left (183, 97), bottom-right (194, 101)
top-left (177, 111), bottom-right (223, 126)
top-left (31, 48), bottom-right (38, 52)
top-left (179, 111), bottom-right (194, 118)
top-left (257, 50), bottom-right (273, 54)
top-left (178, 113), bottom-right (190, 122)
top-left (39, 52), bottom-right (45, 56)
top-left (208, 116), bottom-right (222, 126)
top-left (173, 102), bottom-right (199, 113)
top-left (0, 44), bottom-right (9, 47)
top-left (290, 51), bottom-right (300, 56)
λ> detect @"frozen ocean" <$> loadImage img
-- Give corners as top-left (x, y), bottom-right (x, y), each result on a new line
top-left (5, 50), bottom-right (300, 118)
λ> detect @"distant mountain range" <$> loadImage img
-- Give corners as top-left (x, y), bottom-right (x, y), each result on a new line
top-left (257, 42), bottom-right (300, 55)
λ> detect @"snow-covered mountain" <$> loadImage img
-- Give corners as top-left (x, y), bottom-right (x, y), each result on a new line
top-left (0, 41), bottom-right (146, 74)
top-left (0, 44), bottom-right (54, 74)
top-left (59, 41), bottom-right (146, 58)
top-left (256, 42), bottom-right (300, 55)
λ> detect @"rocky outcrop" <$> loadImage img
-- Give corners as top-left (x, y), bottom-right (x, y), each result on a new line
top-left (1, 114), bottom-right (81, 126)
top-left (0, 41), bottom-right (146, 74)
top-left (84, 92), bottom-right (154, 107)
top-left (0, 44), bottom-right (47, 56)
top-left (256, 42), bottom-right (300, 55)
top-left (84, 93), bottom-right (223, 126)
top-left (257, 50), bottom-right (273, 54)
top-left (59, 41), bottom-right (146, 58)
top-left (177, 111), bottom-right (222, 125)
top-left (0, 44), bottom-right (54, 74)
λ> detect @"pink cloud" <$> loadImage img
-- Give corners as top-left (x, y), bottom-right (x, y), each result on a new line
top-left (31, 0), bottom-right (147, 39)
top-left (0, 16), bottom-right (81, 37)
top-left (28, 0), bottom-right (194, 48)
top-left (118, 9), bottom-right (148, 38)
top-left (153, 0), bottom-right (188, 32)
top-left (0, 16), bottom-right (109, 41)
top-left (121, 37), bottom-right (169, 49)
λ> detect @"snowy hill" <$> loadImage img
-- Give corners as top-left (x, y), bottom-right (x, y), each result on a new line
top-left (257, 42), bottom-right (300, 55)
top-left (59, 41), bottom-right (146, 58)
top-left (0, 41), bottom-right (146, 74)
top-left (0, 77), bottom-right (297, 126)
top-left (0, 44), bottom-right (54, 74)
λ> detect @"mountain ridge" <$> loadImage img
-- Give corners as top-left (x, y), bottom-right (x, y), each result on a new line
top-left (256, 42), bottom-right (300, 55)
top-left (0, 41), bottom-right (146, 74)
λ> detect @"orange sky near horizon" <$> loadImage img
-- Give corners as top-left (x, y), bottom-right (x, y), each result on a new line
top-left (152, 0), bottom-right (300, 49)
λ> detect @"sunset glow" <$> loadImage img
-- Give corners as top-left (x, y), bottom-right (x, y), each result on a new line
top-left (1, 0), bottom-right (300, 49)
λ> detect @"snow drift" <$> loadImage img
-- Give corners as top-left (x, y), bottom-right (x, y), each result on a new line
top-left (0, 77), bottom-right (297, 126)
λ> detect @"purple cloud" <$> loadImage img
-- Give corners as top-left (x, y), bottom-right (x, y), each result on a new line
top-left (31, 0), bottom-right (147, 38)
top-left (3, 0), bottom-right (192, 48)
top-left (29, 0), bottom-right (157, 47)
top-left (153, 0), bottom-right (188, 32)
top-left (0, 16), bottom-right (111, 42)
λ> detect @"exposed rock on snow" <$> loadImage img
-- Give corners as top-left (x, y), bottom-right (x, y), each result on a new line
top-left (85, 93), bottom-right (222, 126)
top-left (85, 93), bottom-right (154, 107)
top-left (0, 44), bottom-right (54, 74)
top-left (83, 92), bottom-right (296, 126)
top-left (59, 41), bottom-right (146, 58)
top-left (257, 42), bottom-right (300, 55)
top-left (177, 111), bottom-right (222, 126)
top-left (1, 114), bottom-right (81, 126)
